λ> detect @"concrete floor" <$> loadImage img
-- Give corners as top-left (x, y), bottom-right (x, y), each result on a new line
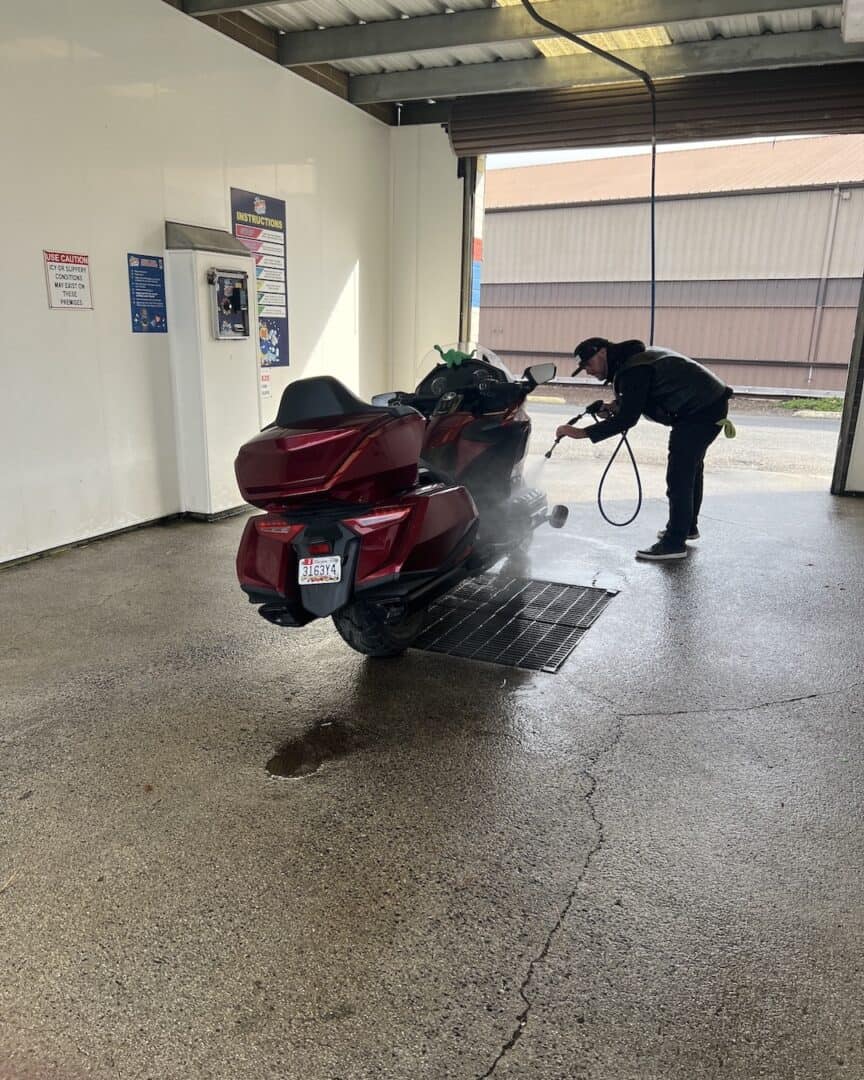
top-left (2, 453), bottom-right (863, 1078)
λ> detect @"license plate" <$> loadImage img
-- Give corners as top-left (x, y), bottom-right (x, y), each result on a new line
top-left (298, 555), bottom-right (342, 585)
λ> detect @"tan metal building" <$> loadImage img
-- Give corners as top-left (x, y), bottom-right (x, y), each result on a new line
top-left (480, 135), bottom-right (864, 391)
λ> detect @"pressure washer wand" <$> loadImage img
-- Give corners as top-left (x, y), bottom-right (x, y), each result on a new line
top-left (545, 412), bottom-right (586, 459)
top-left (545, 398), bottom-right (609, 458)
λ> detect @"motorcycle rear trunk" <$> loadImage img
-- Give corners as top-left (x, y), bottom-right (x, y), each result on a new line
top-left (236, 410), bottom-right (422, 508)
top-left (235, 400), bottom-right (478, 628)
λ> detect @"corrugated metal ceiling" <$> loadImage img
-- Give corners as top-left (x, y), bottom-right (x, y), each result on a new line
top-left (337, 41), bottom-right (532, 78)
top-left (668, 5), bottom-right (841, 42)
top-left (249, 0), bottom-right (538, 75)
top-left (248, 0), bottom-right (489, 33)
top-left (248, 1), bottom-right (845, 78)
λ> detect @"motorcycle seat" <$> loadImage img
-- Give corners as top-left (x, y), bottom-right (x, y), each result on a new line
top-left (275, 376), bottom-right (418, 428)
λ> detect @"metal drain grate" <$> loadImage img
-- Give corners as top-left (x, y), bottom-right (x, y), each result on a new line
top-left (413, 574), bottom-right (617, 673)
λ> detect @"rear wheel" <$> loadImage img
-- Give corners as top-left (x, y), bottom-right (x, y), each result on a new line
top-left (332, 602), bottom-right (426, 658)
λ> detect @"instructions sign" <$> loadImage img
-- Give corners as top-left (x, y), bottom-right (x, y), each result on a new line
top-left (230, 187), bottom-right (289, 367)
top-left (43, 251), bottom-right (92, 309)
top-left (127, 253), bottom-right (168, 333)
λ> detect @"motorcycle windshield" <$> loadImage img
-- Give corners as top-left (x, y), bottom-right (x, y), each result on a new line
top-left (413, 341), bottom-right (514, 402)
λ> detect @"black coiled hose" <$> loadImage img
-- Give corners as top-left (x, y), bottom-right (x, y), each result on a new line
top-left (596, 429), bottom-right (643, 527)
top-left (546, 408), bottom-right (644, 526)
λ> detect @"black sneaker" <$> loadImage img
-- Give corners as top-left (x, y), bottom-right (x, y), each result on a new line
top-left (636, 539), bottom-right (688, 561)
top-left (657, 528), bottom-right (700, 540)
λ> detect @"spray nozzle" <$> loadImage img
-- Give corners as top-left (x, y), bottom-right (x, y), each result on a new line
top-left (545, 412), bottom-right (587, 459)
top-left (543, 400), bottom-right (610, 457)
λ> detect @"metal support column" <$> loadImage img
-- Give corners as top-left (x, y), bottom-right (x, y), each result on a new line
top-left (831, 267), bottom-right (864, 495)
top-left (458, 156), bottom-right (478, 344)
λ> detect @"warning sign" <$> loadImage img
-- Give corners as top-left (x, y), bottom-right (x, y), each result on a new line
top-left (43, 250), bottom-right (92, 310)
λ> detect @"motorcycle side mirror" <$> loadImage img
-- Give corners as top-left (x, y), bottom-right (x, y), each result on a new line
top-left (524, 363), bottom-right (557, 389)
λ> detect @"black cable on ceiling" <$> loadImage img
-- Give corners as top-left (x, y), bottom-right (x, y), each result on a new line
top-left (519, 0), bottom-right (658, 344)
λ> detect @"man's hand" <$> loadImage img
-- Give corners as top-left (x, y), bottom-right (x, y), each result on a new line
top-left (556, 424), bottom-right (589, 440)
top-left (589, 399), bottom-right (618, 420)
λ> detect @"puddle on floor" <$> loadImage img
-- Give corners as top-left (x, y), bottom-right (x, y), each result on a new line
top-left (266, 719), bottom-right (360, 778)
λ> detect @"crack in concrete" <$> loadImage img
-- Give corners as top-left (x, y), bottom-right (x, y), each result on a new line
top-left (575, 686), bottom-right (620, 711)
top-left (477, 716), bottom-right (625, 1079)
top-left (620, 681), bottom-right (864, 720)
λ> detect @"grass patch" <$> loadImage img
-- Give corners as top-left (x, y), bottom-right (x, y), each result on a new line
top-left (780, 397), bottom-right (843, 412)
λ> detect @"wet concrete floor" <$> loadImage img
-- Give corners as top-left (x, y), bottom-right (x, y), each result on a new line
top-left (1, 477), bottom-right (863, 1079)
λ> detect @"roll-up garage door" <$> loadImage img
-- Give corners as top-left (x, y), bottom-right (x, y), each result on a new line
top-left (449, 64), bottom-right (864, 157)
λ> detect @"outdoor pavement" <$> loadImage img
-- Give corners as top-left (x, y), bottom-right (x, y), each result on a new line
top-left (1, 411), bottom-right (862, 1080)
top-left (527, 404), bottom-right (842, 505)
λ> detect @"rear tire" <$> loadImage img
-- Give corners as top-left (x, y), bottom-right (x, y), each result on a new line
top-left (332, 602), bottom-right (426, 658)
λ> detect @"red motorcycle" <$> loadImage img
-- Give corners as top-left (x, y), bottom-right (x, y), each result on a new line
top-left (234, 345), bottom-right (566, 657)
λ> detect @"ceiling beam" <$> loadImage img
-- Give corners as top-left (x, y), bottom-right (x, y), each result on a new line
top-left (279, 0), bottom-right (821, 67)
top-left (349, 28), bottom-right (864, 103)
top-left (183, 0), bottom-right (304, 15)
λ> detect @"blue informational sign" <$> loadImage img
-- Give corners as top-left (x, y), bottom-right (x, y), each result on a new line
top-left (231, 188), bottom-right (289, 367)
top-left (471, 258), bottom-right (483, 310)
top-left (128, 254), bottom-right (168, 334)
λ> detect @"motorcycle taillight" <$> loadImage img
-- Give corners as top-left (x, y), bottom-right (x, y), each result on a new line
top-left (254, 519), bottom-right (304, 540)
top-left (344, 508), bottom-right (411, 533)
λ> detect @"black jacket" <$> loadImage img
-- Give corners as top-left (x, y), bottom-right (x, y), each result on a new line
top-left (587, 345), bottom-right (731, 443)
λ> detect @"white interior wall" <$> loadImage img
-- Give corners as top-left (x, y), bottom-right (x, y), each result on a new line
top-left (388, 126), bottom-right (464, 393)
top-left (0, 2), bottom-right (462, 563)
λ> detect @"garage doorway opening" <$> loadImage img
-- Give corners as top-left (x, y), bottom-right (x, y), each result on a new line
top-left (472, 134), bottom-right (864, 503)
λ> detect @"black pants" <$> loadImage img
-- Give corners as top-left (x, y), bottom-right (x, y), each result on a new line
top-left (664, 398), bottom-right (729, 544)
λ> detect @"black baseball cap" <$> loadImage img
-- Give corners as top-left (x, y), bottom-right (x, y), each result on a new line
top-left (573, 337), bottom-right (608, 374)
